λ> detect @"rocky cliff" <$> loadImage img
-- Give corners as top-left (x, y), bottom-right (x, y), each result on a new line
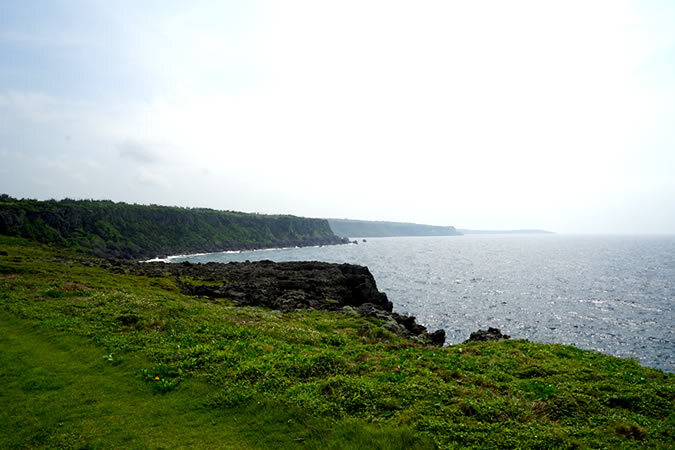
top-left (103, 258), bottom-right (446, 346)
top-left (0, 195), bottom-right (348, 259)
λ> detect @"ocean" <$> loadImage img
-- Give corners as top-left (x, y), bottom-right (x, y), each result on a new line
top-left (167, 235), bottom-right (674, 373)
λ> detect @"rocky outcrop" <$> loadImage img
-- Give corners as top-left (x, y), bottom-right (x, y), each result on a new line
top-left (463, 327), bottom-right (510, 343)
top-left (353, 303), bottom-right (445, 345)
top-left (106, 258), bottom-right (445, 346)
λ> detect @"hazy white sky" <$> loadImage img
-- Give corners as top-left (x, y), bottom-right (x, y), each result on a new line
top-left (1, 0), bottom-right (674, 233)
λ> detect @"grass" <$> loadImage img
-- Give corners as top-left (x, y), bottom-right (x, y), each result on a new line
top-left (0, 234), bottom-right (673, 448)
top-left (1, 313), bottom-right (245, 448)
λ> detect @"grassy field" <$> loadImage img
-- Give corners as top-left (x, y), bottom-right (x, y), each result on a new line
top-left (0, 235), bottom-right (672, 448)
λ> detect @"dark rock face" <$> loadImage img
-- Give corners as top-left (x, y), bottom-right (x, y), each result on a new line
top-left (428, 329), bottom-right (446, 346)
top-left (463, 327), bottom-right (510, 343)
top-left (107, 258), bottom-right (445, 346)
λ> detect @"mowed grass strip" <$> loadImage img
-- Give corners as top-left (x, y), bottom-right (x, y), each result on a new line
top-left (0, 313), bottom-right (253, 448)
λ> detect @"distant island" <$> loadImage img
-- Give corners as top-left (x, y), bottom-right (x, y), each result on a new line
top-left (327, 218), bottom-right (461, 238)
top-left (458, 229), bottom-right (554, 235)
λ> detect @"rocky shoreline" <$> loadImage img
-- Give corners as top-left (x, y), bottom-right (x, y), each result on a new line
top-left (125, 236), bottom-right (351, 260)
top-left (147, 239), bottom-right (360, 262)
top-left (101, 258), bottom-right (447, 346)
top-left (142, 236), bottom-right (352, 261)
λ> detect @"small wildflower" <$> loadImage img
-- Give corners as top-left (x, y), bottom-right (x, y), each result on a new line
top-left (155, 376), bottom-right (160, 381)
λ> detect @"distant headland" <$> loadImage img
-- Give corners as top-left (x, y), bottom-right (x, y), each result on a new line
top-left (327, 218), bottom-right (461, 238)
top-left (327, 218), bottom-right (553, 238)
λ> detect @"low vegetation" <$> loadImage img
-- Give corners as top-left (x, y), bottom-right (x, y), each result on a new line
top-left (0, 235), bottom-right (673, 448)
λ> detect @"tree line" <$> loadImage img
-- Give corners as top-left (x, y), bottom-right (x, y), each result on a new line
top-left (0, 195), bottom-right (346, 259)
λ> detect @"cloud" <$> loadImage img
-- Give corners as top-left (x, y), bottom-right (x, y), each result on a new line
top-left (1, 2), bottom-right (674, 232)
top-left (134, 168), bottom-right (169, 188)
top-left (118, 140), bottom-right (161, 164)
top-left (32, 155), bottom-right (87, 184)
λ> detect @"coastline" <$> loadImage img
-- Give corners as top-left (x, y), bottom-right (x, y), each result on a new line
top-left (143, 241), bottom-right (354, 263)
top-left (1, 234), bottom-right (673, 448)
top-left (154, 234), bottom-right (674, 373)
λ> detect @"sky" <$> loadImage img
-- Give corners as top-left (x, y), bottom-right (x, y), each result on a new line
top-left (1, 0), bottom-right (674, 233)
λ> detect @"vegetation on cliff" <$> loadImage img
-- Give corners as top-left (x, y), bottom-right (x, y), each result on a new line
top-left (328, 218), bottom-right (461, 238)
top-left (1, 235), bottom-right (672, 448)
top-left (0, 195), bottom-right (346, 259)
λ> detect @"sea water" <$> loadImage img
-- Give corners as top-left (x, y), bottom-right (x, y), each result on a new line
top-left (169, 235), bottom-right (674, 372)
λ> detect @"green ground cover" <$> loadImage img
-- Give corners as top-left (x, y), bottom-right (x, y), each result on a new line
top-left (0, 235), bottom-right (672, 448)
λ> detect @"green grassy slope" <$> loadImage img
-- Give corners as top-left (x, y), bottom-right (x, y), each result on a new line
top-left (0, 314), bottom-right (248, 448)
top-left (0, 235), bottom-right (673, 448)
top-left (0, 195), bottom-right (345, 259)
top-left (0, 314), bottom-right (428, 449)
